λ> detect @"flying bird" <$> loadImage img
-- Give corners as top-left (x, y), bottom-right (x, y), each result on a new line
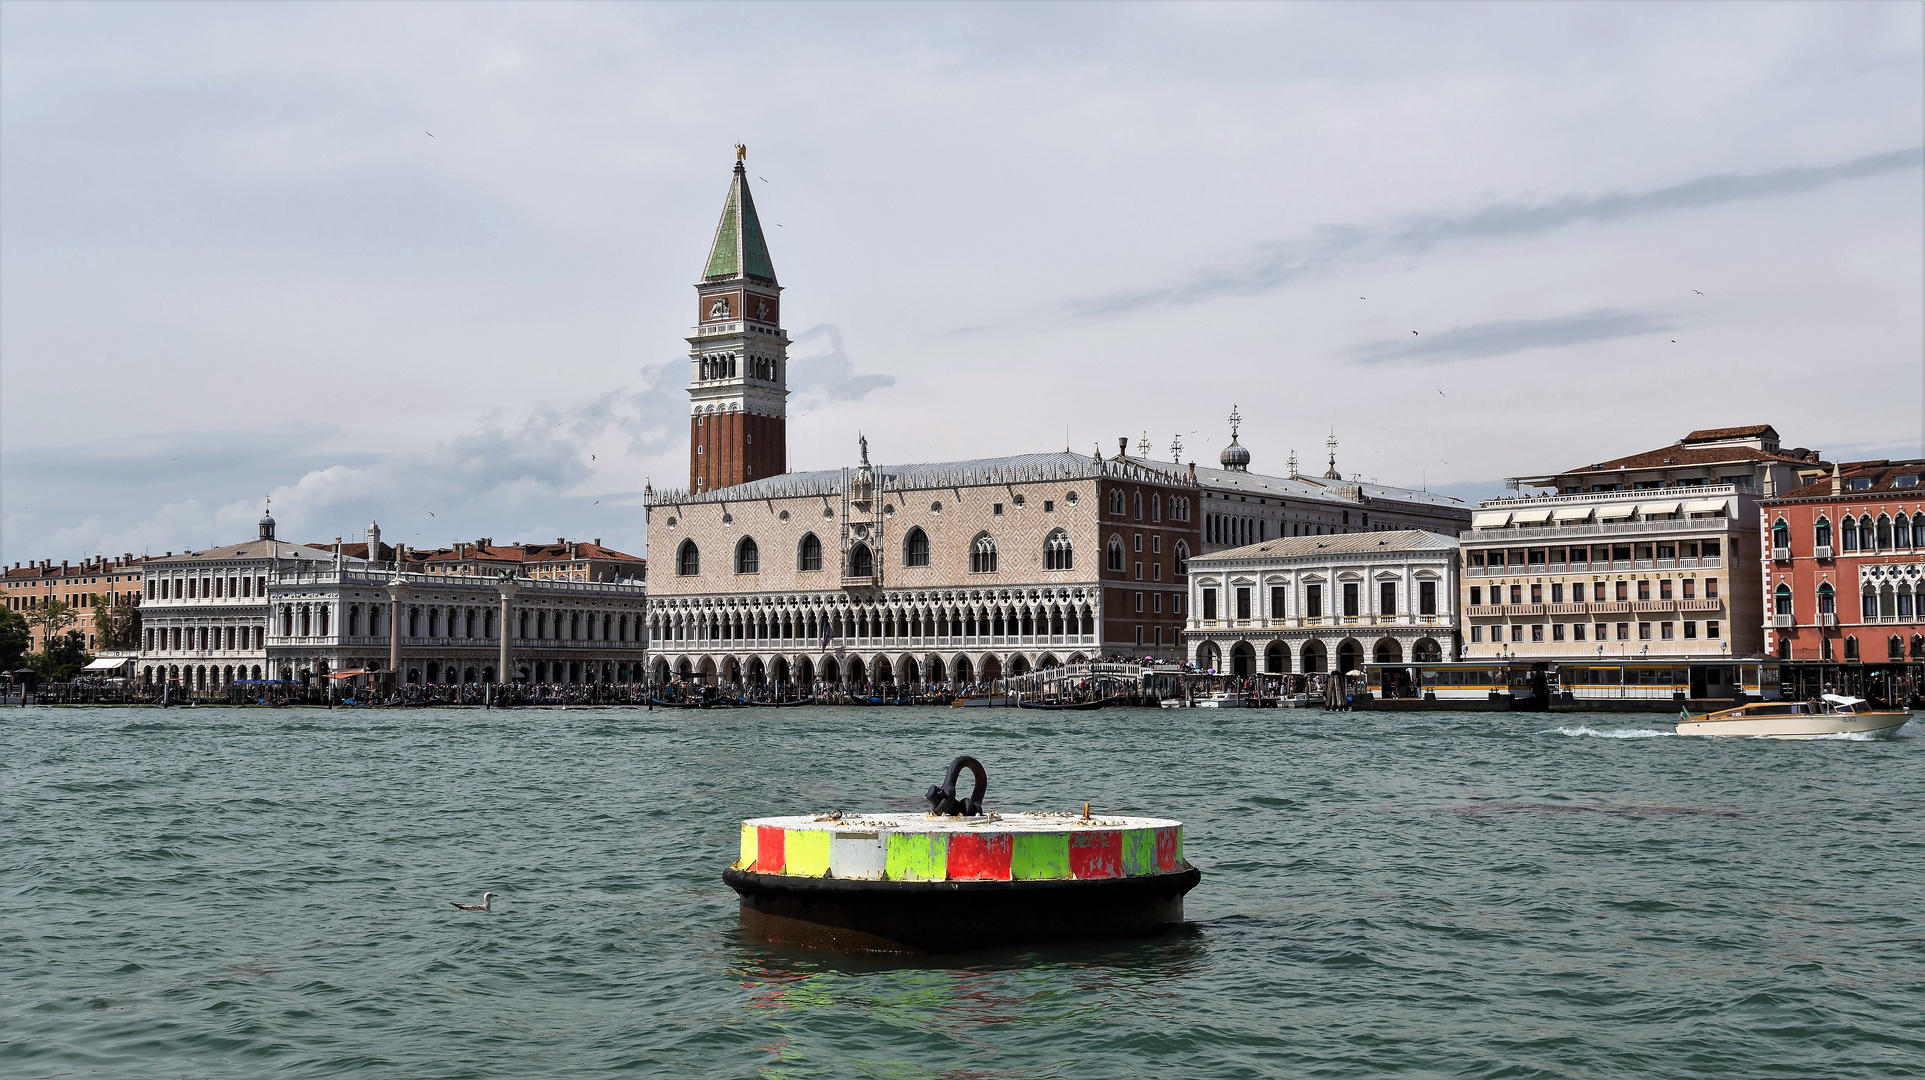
top-left (451, 892), bottom-right (498, 912)
top-left (426, 132), bottom-right (434, 138)
top-left (1412, 330), bottom-right (1419, 335)
top-left (1693, 290), bottom-right (1703, 295)
top-left (591, 454), bottom-right (596, 461)
top-left (428, 511), bottom-right (435, 517)
top-left (758, 176), bottom-right (768, 183)
top-left (1671, 340), bottom-right (1677, 343)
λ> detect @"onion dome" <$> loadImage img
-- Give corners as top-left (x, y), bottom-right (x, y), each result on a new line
top-left (1219, 436), bottom-right (1251, 472)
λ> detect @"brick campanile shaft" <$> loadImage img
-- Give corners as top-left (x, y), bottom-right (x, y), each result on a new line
top-left (687, 146), bottom-right (788, 493)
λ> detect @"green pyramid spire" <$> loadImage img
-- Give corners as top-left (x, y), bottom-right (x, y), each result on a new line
top-left (703, 160), bottom-right (777, 284)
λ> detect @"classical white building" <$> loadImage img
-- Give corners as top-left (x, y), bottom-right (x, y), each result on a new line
top-left (1184, 530), bottom-right (1460, 677)
top-left (137, 511), bottom-right (343, 690)
top-left (265, 566), bottom-right (649, 686)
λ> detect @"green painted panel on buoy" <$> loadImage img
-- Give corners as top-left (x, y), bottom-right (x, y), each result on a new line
top-left (1011, 833), bottom-right (1070, 880)
top-left (739, 823), bottom-right (756, 869)
top-left (1121, 828), bottom-right (1158, 876)
top-left (784, 828), bottom-right (832, 877)
top-left (885, 832), bottom-right (948, 881)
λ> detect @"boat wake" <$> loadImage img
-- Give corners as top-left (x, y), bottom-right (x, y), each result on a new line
top-left (1551, 725), bottom-right (1675, 739)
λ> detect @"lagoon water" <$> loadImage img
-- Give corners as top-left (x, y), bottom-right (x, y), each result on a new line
top-left (3, 705), bottom-right (1922, 1079)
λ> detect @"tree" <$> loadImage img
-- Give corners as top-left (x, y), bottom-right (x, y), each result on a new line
top-left (91, 595), bottom-right (141, 652)
top-left (30, 629), bottom-right (91, 681)
top-left (26, 598), bottom-right (78, 644)
top-left (0, 606), bottom-right (28, 671)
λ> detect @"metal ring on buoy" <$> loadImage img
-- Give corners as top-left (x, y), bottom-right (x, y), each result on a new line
top-left (924, 755), bottom-right (987, 816)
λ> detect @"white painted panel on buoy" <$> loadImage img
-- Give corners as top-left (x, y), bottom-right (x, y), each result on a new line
top-left (829, 831), bottom-right (887, 880)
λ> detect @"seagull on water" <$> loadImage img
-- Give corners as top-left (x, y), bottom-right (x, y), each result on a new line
top-left (451, 892), bottom-right (499, 911)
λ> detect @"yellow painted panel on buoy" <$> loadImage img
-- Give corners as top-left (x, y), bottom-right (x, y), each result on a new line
top-left (1011, 833), bottom-right (1070, 880)
top-left (885, 831), bottom-right (949, 881)
top-left (784, 828), bottom-right (832, 877)
top-left (739, 823), bottom-right (757, 869)
top-left (1121, 828), bottom-right (1158, 876)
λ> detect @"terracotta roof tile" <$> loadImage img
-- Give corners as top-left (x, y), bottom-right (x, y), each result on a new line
top-left (1768, 459), bottom-right (1925, 502)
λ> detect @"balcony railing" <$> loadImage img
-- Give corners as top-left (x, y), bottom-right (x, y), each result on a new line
top-left (1814, 545), bottom-right (1834, 560)
top-left (1772, 546), bottom-right (1791, 562)
top-left (1817, 613), bottom-right (1838, 627)
top-left (1773, 614), bottom-right (1794, 628)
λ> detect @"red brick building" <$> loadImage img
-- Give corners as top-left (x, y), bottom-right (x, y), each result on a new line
top-left (687, 150), bottom-right (787, 493)
top-left (1761, 459), bottom-right (1925, 702)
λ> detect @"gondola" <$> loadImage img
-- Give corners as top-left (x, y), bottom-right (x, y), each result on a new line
top-left (1015, 697), bottom-right (1114, 711)
top-left (744, 696), bottom-right (814, 707)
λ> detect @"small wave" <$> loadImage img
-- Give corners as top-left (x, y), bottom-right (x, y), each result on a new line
top-left (1552, 725), bottom-right (1674, 739)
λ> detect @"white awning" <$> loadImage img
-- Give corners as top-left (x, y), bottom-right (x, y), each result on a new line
top-left (82, 657), bottom-right (132, 671)
top-left (1552, 506), bottom-right (1594, 521)
top-left (1638, 500), bottom-right (1681, 516)
top-left (1596, 504), bottom-right (1637, 520)
top-left (1472, 511), bottom-right (1512, 529)
top-left (1510, 508), bottom-right (1554, 524)
top-left (1683, 498), bottom-right (1729, 515)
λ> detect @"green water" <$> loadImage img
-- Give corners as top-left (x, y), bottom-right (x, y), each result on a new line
top-left (3, 706), bottom-right (1921, 1078)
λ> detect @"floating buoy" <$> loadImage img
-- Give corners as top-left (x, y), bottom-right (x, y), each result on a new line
top-left (722, 756), bottom-right (1202, 952)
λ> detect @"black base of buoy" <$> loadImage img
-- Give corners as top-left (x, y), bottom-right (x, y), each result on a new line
top-left (723, 865), bottom-right (1202, 953)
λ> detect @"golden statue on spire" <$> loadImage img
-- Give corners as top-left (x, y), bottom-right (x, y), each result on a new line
top-left (735, 143), bottom-right (747, 163)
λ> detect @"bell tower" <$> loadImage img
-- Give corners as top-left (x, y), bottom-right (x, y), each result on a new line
top-left (688, 145), bottom-right (788, 493)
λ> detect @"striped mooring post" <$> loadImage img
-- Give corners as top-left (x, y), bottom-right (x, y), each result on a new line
top-left (722, 756), bottom-right (1202, 952)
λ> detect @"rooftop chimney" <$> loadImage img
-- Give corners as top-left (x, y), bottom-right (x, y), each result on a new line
top-left (1119, 437), bottom-right (1129, 458)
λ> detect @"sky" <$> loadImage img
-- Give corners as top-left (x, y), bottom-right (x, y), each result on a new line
top-left (2, 1), bottom-right (1920, 564)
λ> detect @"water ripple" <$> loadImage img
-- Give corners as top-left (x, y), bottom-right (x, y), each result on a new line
top-left (2, 705), bottom-right (1920, 1078)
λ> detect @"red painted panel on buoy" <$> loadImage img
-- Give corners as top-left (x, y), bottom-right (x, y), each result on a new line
top-left (945, 833), bottom-right (1013, 880)
top-left (1154, 827), bottom-right (1180, 873)
top-left (1069, 831), bottom-right (1123, 879)
top-left (757, 825), bottom-right (786, 874)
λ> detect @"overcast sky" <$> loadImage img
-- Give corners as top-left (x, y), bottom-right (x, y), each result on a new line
top-left (3, 1), bottom-right (1920, 563)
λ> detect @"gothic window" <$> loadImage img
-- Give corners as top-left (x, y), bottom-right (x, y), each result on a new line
top-left (677, 539), bottom-right (700, 576)
top-left (1845, 635), bottom-right (1859, 660)
top-left (734, 537), bottom-right (759, 574)
top-left (1858, 515), bottom-right (1875, 550)
top-left (1044, 529), bottom-right (1073, 570)
top-left (1109, 490), bottom-right (1124, 515)
top-left (970, 533), bottom-right (998, 574)
top-left (1773, 584), bottom-right (1792, 617)
top-left (1814, 516), bottom-right (1832, 549)
top-left (1174, 540), bottom-right (1190, 575)
top-left (1818, 583), bottom-right (1834, 613)
top-left (798, 533), bottom-right (823, 572)
top-left (1897, 515), bottom-right (1913, 548)
top-left (1133, 492), bottom-right (1143, 520)
top-left (1771, 519), bottom-right (1790, 551)
top-left (849, 544), bottom-right (873, 577)
top-left (1861, 588), bottom-right (1876, 621)
top-left (1841, 517), bottom-right (1858, 551)
top-left (1876, 515), bottom-right (1893, 549)
top-left (1107, 535), bottom-right (1124, 572)
top-left (904, 527), bottom-right (930, 568)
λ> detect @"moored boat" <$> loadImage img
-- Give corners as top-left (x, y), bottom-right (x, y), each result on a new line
top-left (1675, 694), bottom-right (1911, 739)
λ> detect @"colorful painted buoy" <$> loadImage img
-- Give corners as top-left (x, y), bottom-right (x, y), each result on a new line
top-left (722, 757), bottom-right (1202, 952)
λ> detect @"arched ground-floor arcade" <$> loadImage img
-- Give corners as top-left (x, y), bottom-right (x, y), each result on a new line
top-left (648, 648), bottom-right (1090, 689)
top-left (1187, 628), bottom-right (1457, 677)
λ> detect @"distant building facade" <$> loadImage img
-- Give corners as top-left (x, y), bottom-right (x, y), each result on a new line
top-left (1458, 425), bottom-right (1827, 698)
top-left (1184, 530), bottom-right (1459, 677)
top-left (1117, 417), bottom-right (1470, 554)
top-left (135, 515), bottom-right (647, 690)
top-left (1760, 458), bottom-right (1925, 666)
top-left (4, 554), bottom-right (146, 654)
top-left (645, 446), bottom-right (1200, 686)
top-left (264, 566), bottom-right (648, 686)
top-left (136, 512), bottom-right (336, 689)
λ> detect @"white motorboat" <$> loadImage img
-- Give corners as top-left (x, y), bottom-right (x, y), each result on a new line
top-left (1675, 694), bottom-right (1911, 740)
top-left (1193, 690), bottom-right (1245, 709)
